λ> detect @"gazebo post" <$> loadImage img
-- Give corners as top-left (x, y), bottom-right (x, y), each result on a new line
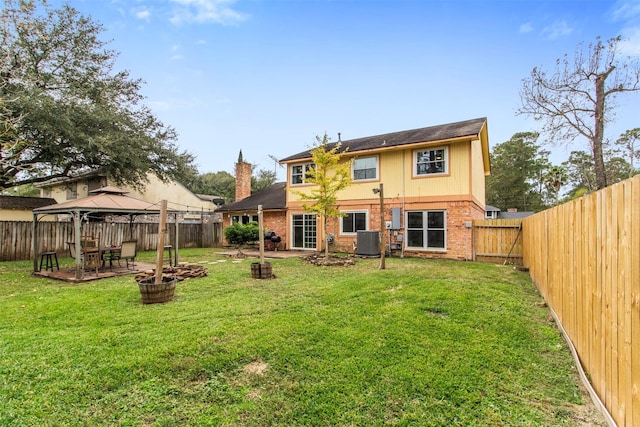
top-left (73, 210), bottom-right (83, 280)
top-left (32, 212), bottom-right (39, 273)
top-left (174, 213), bottom-right (179, 266)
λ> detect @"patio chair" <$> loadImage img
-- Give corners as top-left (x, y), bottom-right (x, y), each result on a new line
top-left (68, 242), bottom-right (100, 276)
top-left (115, 240), bottom-right (137, 269)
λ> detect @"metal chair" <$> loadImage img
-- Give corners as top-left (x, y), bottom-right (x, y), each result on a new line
top-left (117, 240), bottom-right (137, 269)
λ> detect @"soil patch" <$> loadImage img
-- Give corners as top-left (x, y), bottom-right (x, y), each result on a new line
top-left (301, 253), bottom-right (356, 266)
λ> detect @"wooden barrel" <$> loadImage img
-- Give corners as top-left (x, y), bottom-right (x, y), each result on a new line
top-left (251, 262), bottom-right (272, 279)
top-left (137, 277), bottom-right (176, 304)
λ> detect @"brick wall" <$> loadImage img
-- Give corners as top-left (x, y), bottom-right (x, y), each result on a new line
top-left (220, 211), bottom-right (287, 250)
top-left (325, 200), bottom-right (485, 260)
top-left (235, 161), bottom-right (252, 201)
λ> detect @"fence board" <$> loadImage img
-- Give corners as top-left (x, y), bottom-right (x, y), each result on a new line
top-left (523, 175), bottom-right (640, 427)
top-left (0, 221), bottom-right (221, 261)
top-left (472, 219), bottom-right (523, 264)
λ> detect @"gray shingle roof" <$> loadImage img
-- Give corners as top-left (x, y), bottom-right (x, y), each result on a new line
top-left (0, 196), bottom-right (57, 210)
top-left (216, 182), bottom-right (286, 212)
top-left (280, 117), bottom-right (487, 162)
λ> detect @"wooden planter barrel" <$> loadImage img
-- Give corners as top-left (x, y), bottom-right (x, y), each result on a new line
top-left (251, 262), bottom-right (273, 279)
top-left (137, 277), bottom-right (176, 304)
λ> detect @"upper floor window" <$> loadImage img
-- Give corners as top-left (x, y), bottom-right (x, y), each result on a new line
top-left (66, 182), bottom-right (77, 200)
top-left (340, 211), bottom-right (368, 235)
top-left (291, 162), bottom-right (315, 185)
top-left (415, 147), bottom-right (447, 176)
top-left (353, 156), bottom-right (378, 181)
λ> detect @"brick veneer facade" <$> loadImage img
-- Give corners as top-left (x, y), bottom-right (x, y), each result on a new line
top-left (325, 200), bottom-right (485, 260)
top-left (219, 211), bottom-right (287, 250)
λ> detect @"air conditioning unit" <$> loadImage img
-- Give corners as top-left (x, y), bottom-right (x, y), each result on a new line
top-left (356, 231), bottom-right (380, 256)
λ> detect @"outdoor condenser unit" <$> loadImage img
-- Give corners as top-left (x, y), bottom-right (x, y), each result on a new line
top-left (356, 231), bottom-right (380, 256)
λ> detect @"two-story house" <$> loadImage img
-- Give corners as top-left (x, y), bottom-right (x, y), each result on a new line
top-left (279, 117), bottom-right (490, 260)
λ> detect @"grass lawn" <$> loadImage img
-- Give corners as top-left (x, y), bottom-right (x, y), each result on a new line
top-left (0, 249), bottom-right (603, 426)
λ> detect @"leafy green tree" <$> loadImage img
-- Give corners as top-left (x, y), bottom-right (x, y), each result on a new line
top-left (251, 168), bottom-right (277, 193)
top-left (0, 0), bottom-right (195, 191)
top-left (519, 35), bottom-right (640, 190)
top-left (223, 221), bottom-right (259, 255)
top-left (615, 128), bottom-right (640, 178)
top-left (292, 133), bottom-right (352, 258)
top-left (191, 171), bottom-right (236, 203)
top-left (486, 132), bottom-right (548, 212)
top-left (545, 165), bottom-right (568, 206)
top-left (561, 149), bottom-right (633, 200)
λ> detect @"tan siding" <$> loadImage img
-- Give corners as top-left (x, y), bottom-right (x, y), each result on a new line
top-left (470, 139), bottom-right (486, 207)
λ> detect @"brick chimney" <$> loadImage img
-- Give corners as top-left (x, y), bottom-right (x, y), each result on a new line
top-left (235, 150), bottom-right (252, 201)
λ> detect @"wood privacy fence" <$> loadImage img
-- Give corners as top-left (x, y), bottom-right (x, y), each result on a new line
top-left (522, 174), bottom-right (640, 427)
top-left (1, 221), bottom-right (222, 261)
top-left (472, 219), bottom-right (523, 264)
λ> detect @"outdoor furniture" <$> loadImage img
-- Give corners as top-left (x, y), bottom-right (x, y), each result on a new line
top-left (83, 248), bottom-right (101, 276)
top-left (39, 251), bottom-right (59, 271)
top-left (100, 246), bottom-right (121, 270)
top-left (67, 241), bottom-right (101, 276)
top-left (114, 240), bottom-right (137, 269)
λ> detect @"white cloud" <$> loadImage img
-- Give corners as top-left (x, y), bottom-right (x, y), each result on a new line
top-left (620, 26), bottom-right (640, 55)
top-left (134, 8), bottom-right (151, 21)
top-left (169, 0), bottom-right (248, 25)
top-left (519, 22), bottom-right (533, 33)
top-left (542, 20), bottom-right (574, 40)
top-left (611, 0), bottom-right (640, 21)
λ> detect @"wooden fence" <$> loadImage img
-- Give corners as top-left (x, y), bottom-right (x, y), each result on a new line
top-left (522, 174), bottom-right (640, 427)
top-left (0, 221), bottom-right (222, 261)
top-left (472, 219), bottom-right (523, 264)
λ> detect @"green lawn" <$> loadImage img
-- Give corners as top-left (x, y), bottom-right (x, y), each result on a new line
top-left (0, 249), bottom-right (602, 426)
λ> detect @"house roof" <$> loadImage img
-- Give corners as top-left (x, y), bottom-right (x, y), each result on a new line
top-left (0, 195), bottom-right (57, 210)
top-left (216, 182), bottom-right (286, 213)
top-left (485, 205), bottom-right (501, 212)
top-left (499, 211), bottom-right (535, 219)
top-left (280, 117), bottom-right (488, 162)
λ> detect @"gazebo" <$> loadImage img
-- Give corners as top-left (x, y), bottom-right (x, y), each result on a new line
top-left (32, 186), bottom-right (180, 280)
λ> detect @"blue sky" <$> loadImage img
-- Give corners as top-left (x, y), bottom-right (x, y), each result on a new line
top-left (67, 0), bottom-right (640, 180)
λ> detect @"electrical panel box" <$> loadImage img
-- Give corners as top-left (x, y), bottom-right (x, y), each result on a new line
top-left (391, 208), bottom-right (401, 230)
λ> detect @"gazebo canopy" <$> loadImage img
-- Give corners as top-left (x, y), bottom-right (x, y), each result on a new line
top-left (33, 186), bottom-right (179, 216)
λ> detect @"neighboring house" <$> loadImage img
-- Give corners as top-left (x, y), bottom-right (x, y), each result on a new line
top-left (216, 160), bottom-right (287, 248)
top-left (35, 172), bottom-right (223, 223)
top-left (0, 195), bottom-right (57, 221)
top-left (279, 117), bottom-right (491, 260)
top-left (485, 205), bottom-right (534, 219)
top-left (485, 205), bottom-right (501, 219)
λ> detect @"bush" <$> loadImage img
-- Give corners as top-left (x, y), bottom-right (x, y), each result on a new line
top-left (224, 222), bottom-right (259, 248)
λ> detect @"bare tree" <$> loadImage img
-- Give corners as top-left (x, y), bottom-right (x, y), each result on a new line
top-left (519, 36), bottom-right (640, 190)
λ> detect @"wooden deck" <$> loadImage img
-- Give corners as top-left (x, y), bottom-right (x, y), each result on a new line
top-left (32, 261), bottom-right (156, 283)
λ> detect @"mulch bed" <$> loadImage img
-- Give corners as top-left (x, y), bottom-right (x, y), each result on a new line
top-left (300, 253), bottom-right (356, 266)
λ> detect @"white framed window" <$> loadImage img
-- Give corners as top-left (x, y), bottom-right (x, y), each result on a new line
top-left (291, 162), bottom-right (315, 185)
top-left (340, 211), bottom-right (368, 235)
top-left (406, 210), bottom-right (446, 250)
top-left (231, 214), bottom-right (258, 225)
top-left (66, 182), bottom-right (77, 200)
top-left (352, 156), bottom-right (378, 181)
top-left (414, 147), bottom-right (447, 176)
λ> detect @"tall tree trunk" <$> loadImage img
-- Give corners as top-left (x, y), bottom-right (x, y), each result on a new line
top-left (593, 72), bottom-right (609, 190)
